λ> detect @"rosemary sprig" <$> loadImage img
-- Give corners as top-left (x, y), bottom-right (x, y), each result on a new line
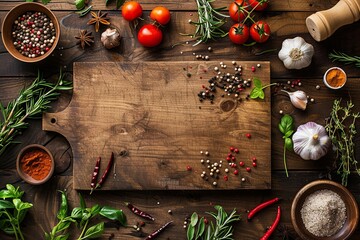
top-left (0, 71), bottom-right (72, 157)
top-left (328, 50), bottom-right (360, 68)
top-left (186, 0), bottom-right (228, 46)
top-left (187, 205), bottom-right (240, 240)
top-left (325, 99), bottom-right (360, 186)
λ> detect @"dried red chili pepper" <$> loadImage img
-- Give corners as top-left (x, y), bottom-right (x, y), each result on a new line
top-left (145, 221), bottom-right (173, 240)
top-left (95, 152), bottom-right (114, 189)
top-left (247, 197), bottom-right (280, 220)
top-left (125, 202), bottom-right (155, 221)
top-left (260, 206), bottom-right (281, 240)
top-left (90, 156), bottom-right (101, 194)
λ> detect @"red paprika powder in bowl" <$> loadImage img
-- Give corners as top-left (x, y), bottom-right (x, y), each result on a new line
top-left (16, 144), bottom-right (55, 185)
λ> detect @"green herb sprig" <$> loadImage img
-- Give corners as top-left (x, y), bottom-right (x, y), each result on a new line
top-left (187, 205), bottom-right (240, 240)
top-left (46, 192), bottom-right (127, 240)
top-left (249, 77), bottom-right (276, 99)
top-left (0, 71), bottom-right (72, 157)
top-left (185, 0), bottom-right (228, 46)
top-left (325, 99), bottom-right (360, 186)
top-left (278, 114), bottom-right (294, 177)
top-left (329, 50), bottom-right (360, 68)
top-left (0, 184), bottom-right (33, 240)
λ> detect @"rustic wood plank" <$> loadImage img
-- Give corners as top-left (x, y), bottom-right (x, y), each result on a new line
top-left (42, 61), bottom-right (271, 190)
top-left (0, 0), bottom-right (339, 11)
top-left (1, 11), bottom-right (360, 78)
top-left (1, 171), bottom-right (360, 240)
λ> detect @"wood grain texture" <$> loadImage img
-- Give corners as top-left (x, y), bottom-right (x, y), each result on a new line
top-left (42, 61), bottom-right (271, 190)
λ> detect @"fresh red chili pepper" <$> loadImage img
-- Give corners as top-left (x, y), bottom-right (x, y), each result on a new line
top-left (90, 157), bottom-right (101, 194)
top-left (125, 202), bottom-right (155, 221)
top-left (247, 197), bottom-right (280, 220)
top-left (95, 152), bottom-right (114, 189)
top-left (260, 206), bottom-right (281, 240)
top-left (145, 221), bottom-right (173, 240)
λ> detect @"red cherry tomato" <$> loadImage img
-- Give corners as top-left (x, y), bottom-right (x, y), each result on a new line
top-left (250, 21), bottom-right (271, 43)
top-left (137, 24), bottom-right (163, 47)
top-left (150, 6), bottom-right (171, 25)
top-left (229, 23), bottom-right (249, 45)
top-left (122, 1), bottom-right (143, 21)
top-left (229, 0), bottom-right (249, 22)
top-left (248, 0), bottom-right (269, 11)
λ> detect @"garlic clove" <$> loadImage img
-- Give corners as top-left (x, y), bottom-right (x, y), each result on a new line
top-left (281, 90), bottom-right (308, 110)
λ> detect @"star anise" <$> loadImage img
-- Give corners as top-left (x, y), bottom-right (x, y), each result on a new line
top-left (75, 30), bottom-right (94, 49)
top-left (87, 10), bottom-right (110, 32)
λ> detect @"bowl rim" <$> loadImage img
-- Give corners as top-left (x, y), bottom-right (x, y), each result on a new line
top-left (16, 144), bottom-right (55, 185)
top-left (291, 179), bottom-right (359, 240)
top-left (1, 2), bottom-right (60, 63)
top-left (323, 67), bottom-right (347, 90)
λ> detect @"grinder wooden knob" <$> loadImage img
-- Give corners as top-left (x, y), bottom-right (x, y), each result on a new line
top-left (306, 0), bottom-right (360, 41)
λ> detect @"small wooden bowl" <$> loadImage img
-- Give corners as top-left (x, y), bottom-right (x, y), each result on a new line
top-left (291, 180), bottom-right (359, 240)
top-left (1, 2), bottom-right (60, 63)
top-left (16, 144), bottom-right (55, 185)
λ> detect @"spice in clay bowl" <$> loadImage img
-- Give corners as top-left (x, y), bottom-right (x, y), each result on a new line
top-left (323, 67), bottom-right (347, 89)
top-left (16, 144), bottom-right (55, 185)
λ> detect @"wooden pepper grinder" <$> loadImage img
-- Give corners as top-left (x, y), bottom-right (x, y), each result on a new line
top-left (306, 0), bottom-right (360, 41)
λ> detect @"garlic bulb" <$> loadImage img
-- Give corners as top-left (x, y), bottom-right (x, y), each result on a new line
top-left (278, 37), bottom-right (314, 69)
top-left (281, 90), bottom-right (308, 110)
top-left (101, 28), bottom-right (121, 49)
top-left (293, 122), bottom-right (331, 160)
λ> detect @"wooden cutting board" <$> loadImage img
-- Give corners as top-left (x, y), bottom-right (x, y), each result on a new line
top-left (43, 61), bottom-right (271, 190)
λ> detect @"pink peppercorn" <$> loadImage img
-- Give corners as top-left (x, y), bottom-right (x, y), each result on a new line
top-left (231, 156), bottom-right (236, 161)
top-left (234, 148), bottom-right (239, 153)
top-left (223, 175), bottom-right (228, 181)
top-left (252, 157), bottom-right (257, 161)
top-left (246, 133), bottom-right (251, 139)
top-left (252, 162), bottom-right (257, 167)
top-left (251, 66), bottom-right (256, 72)
top-left (186, 166), bottom-right (192, 171)
top-left (230, 147), bottom-right (235, 152)
top-left (239, 161), bottom-right (245, 167)
top-left (226, 157), bottom-right (231, 161)
top-left (246, 167), bottom-right (251, 172)
top-left (234, 170), bottom-right (239, 175)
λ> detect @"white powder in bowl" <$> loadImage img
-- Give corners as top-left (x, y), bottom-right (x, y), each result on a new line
top-left (300, 189), bottom-right (347, 237)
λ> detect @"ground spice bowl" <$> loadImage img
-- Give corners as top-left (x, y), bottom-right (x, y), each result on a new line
top-left (1, 2), bottom-right (60, 63)
top-left (291, 179), bottom-right (359, 240)
top-left (323, 67), bottom-right (347, 89)
top-left (16, 144), bottom-right (55, 185)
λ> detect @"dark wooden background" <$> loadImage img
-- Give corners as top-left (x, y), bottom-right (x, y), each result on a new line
top-left (1, 0), bottom-right (360, 239)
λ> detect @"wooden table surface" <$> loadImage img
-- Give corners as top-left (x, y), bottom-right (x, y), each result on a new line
top-left (1, 0), bottom-right (360, 239)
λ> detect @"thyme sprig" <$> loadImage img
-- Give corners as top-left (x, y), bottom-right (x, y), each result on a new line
top-left (0, 71), bottom-right (72, 157)
top-left (325, 99), bottom-right (360, 186)
top-left (185, 0), bottom-right (228, 46)
top-left (329, 50), bottom-right (360, 68)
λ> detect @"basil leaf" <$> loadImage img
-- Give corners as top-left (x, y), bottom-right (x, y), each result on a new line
top-left (57, 191), bottom-right (68, 220)
top-left (0, 184), bottom-right (23, 199)
top-left (90, 204), bottom-right (101, 216)
top-left (13, 199), bottom-right (32, 211)
top-left (285, 137), bottom-right (293, 151)
top-left (71, 207), bottom-right (83, 219)
top-left (54, 234), bottom-right (69, 240)
top-left (79, 193), bottom-right (86, 209)
top-left (253, 77), bottom-right (262, 88)
top-left (74, 0), bottom-right (86, 10)
top-left (187, 224), bottom-right (195, 240)
top-left (284, 130), bottom-right (294, 138)
top-left (56, 221), bottom-right (72, 232)
top-left (0, 200), bottom-right (14, 209)
top-left (190, 212), bottom-right (198, 227)
top-left (249, 88), bottom-right (264, 99)
top-left (116, 0), bottom-right (126, 9)
top-left (82, 222), bottom-right (104, 239)
top-left (280, 114), bottom-right (294, 133)
top-left (99, 206), bottom-right (126, 226)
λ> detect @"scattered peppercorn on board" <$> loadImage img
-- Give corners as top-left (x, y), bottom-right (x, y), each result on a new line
top-left (42, 61), bottom-right (271, 190)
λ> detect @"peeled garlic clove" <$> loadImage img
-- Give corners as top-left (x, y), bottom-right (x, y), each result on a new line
top-left (101, 28), bottom-right (121, 49)
top-left (281, 90), bottom-right (308, 110)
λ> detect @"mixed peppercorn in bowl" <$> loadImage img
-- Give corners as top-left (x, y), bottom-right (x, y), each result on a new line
top-left (1, 2), bottom-right (60, 63)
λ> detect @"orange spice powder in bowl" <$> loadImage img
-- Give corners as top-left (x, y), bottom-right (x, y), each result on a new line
top-left (16, 144), bottom-right (55, 185)
top-left (323, 67), bottom-right (347, 89)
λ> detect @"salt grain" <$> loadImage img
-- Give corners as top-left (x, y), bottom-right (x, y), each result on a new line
top-left (300, 189), bottom-right (347, 237)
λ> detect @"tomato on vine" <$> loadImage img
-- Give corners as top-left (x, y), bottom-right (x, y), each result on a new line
top-left (248, 0), bottom-right (269, 11)
top-left (229, 0), bottom-right (249, 22)
top-left (150, 6), bottom-right (171, 25)
top-left (121, 1), bottom-right (143, 21)
top-left (229, 23), bottom-right (249, 45)
top-left (137, 24), bottom-right (163, 47)
top-left (250, 21), bottom-right (270, 43)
